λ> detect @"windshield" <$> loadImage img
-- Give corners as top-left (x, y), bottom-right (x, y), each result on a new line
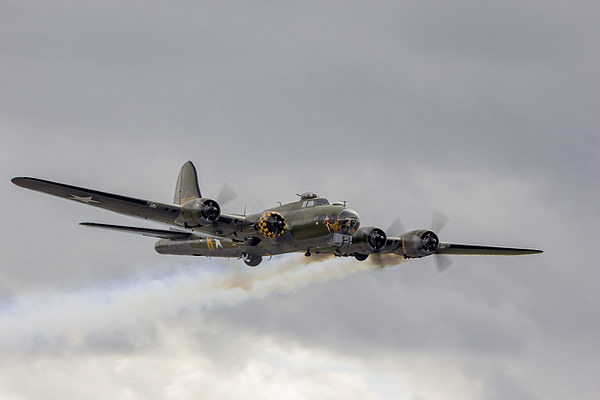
top-left (302, 198), bottom-right (330, 207)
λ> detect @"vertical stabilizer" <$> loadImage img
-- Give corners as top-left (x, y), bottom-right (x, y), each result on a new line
top-left (174, 161), bottom-right (201, 205)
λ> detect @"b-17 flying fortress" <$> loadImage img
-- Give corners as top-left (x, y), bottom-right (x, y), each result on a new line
top-left (12, 161), bottom-right (542, 269)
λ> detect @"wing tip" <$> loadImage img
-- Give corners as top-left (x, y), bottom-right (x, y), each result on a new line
top-left (516, 248), bottom-right (543, 255)
top-left (11, 177), bottom-right (27, 186)
top-left (12, 176), bottom-right (44, 189)
top-left (521, 248), bottom-right (543, 254)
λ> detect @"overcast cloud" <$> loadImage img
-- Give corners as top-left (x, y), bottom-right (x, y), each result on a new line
top-left (1, 1), bottom-right (599, 399)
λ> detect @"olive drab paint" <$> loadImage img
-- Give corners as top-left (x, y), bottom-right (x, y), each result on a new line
top-left (12, 161), bottom-right (543, 268)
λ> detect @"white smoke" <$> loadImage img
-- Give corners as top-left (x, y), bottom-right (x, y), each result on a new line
top-left (0, 254), bottom-right (403, 355)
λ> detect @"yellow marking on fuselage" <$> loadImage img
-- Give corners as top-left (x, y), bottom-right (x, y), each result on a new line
top-left (326, 220), bottom-right (339, 234)
top-left (180, 196), bottom-right (196, 205)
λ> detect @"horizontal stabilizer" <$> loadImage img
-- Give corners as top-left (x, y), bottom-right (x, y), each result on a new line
top-left (437, 242), bottom-right (543, 256)
top-left (80, 222), bottom-right (192, 240)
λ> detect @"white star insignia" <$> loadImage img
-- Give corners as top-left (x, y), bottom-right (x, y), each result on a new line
top-left (70, 194), bottom-right (100, 204)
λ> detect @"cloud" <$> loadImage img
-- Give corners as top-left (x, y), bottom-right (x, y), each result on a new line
top-left (0, 256), bottom-right (407, 400)
top-left (0, 252), bottom-right (547, 400)
top-left (0, 332), bottom-right (389, 400)
top-left (1, 1), bottom-right (599, 399)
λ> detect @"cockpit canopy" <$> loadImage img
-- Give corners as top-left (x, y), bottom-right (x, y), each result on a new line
top-left (337, 208), bottom-right (360, 234)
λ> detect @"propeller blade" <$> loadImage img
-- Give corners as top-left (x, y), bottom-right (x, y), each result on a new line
top-left (435, 254), bottom-right (453, 273)
top-left (250, 200), bottom-right (265, 214)
top-left (432, 210), bottom-right (449, 233)
top-left (217, 182), bottom-right (237, 206)
top-left (387, 218), bottom-right (405, 237)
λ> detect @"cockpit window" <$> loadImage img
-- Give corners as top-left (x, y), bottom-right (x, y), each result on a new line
top-left (302, 198), bottom-right (330, 208)
top-left (337, 209), bottom-right (360, 234)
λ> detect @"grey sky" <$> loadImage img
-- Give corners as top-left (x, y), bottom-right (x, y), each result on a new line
top-left (1, 1), bottom-right (599, 399)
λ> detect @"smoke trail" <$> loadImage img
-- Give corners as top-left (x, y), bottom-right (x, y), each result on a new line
top-left (367, 253), bottom-right (409, 268)
top-left (0, 254), bottom-right (400, 355)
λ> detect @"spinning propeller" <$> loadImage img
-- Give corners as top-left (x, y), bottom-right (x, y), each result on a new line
top-left (431, 210), bottom-right (452, 272)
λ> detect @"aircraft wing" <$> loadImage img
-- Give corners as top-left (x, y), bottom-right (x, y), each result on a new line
top-left (437, 242), bottom-right (543, 256)
top-left (79, 222), bottom-right (192, 240)
top-left (12, 177), bottom-right (181, 226)
top-left (80, 222), bottom-right (248, 260)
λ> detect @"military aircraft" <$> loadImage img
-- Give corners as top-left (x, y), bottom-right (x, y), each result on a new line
top-left (12, 161), bottom-right (542, 269)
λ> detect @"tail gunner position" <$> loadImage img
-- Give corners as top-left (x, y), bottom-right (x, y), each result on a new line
top-left (12, 161), bottom-right (542, 268)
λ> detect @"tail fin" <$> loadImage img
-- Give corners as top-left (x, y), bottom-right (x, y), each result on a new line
top-left (174, 161), bottom-right (201, 205)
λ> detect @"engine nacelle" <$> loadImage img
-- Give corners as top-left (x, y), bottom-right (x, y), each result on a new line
top-left (400, 229), bottom-right (439, 258)
top-left (257, 211), bottom-right (286, 238)
top-left (180, 198), bottom-right (221, 227)
top-left (348, 226), bottom-right (387, 254)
